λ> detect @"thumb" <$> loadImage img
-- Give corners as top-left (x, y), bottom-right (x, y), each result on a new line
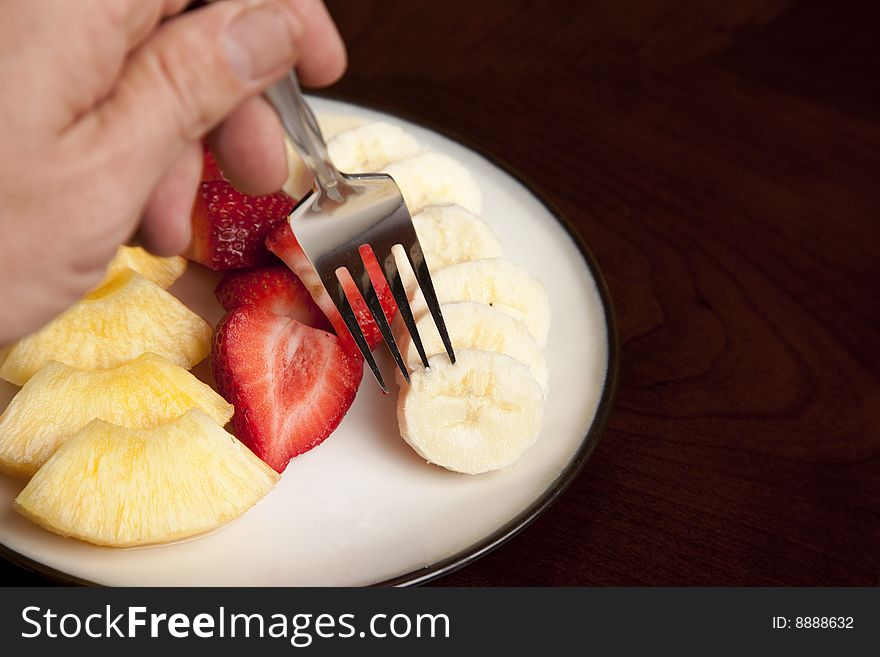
top-left (90, 0), bottom-right (303, 199)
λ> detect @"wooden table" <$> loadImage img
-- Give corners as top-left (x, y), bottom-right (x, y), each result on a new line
top-left (326, 0), bottom-right (880, 586)
top-left (3, 0), bottom-right (878, 585)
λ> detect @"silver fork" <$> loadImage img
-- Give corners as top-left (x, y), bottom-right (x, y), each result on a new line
top-left (265, 72), bottom-right (455, 392)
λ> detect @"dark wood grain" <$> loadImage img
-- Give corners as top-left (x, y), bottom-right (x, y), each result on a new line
top-left (323, 0), bottom-right (880, 586)
top-left (3, 0), bottom-right (878, 586)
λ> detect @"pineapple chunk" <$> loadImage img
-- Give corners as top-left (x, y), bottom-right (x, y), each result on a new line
top-left (0, 353), bottom-right (233, 477)
top-left (15, 410), bottom-right (278, 547)
top-left (93, 246), bottom-right (186, 292)
top-left (0, 269), bottom-right (211, 385)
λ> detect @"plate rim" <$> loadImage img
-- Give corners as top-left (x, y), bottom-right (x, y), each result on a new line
top-left (0, 93), bottom-right (620, 587)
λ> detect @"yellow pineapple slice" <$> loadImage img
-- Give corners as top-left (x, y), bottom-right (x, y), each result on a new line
top-left (0, 353), bottom-right (233, 477)
top-left (93, 245), bottom-right (186, 292)
top-left (0, 269), bottom-right (211, 385)
top-left (15, 410), bottom-right (278, 547)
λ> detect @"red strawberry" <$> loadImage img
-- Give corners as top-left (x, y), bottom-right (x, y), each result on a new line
top-left (186, 180), bottom-right (295, 270)
top-left (213, 306), bottom-right (363, 472)
top-left (201, 147), bottom-right (224, 182)
top-left (214, 265), bottom-right (331, 332)
top-left (266, 222), bottom-right (398, 352)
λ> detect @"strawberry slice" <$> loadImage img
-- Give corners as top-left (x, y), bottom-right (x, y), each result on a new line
top-left (212, 306), bottom-right (363, 472)
top-left (214, 265), bottom-right (331, 332)
top-left (186, 180), bottom-right (295, 270)
top-left (266, 222), bottom-right (398, 352)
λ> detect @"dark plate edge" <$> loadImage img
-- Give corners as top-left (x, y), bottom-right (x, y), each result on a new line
top-left (0, 92), bottom-right (620, 588)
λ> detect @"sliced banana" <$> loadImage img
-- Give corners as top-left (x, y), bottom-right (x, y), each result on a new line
top-left (328, 122), bottom-right (421, 173)
top-left (409, 258), bottom-right (551, 347)
top-left (413, 204), bottom-right (502, 269)
top-left (397, 350), bottom-right (544, 474)
top-left (318, 114), bottom-right (364, 140)
top-left (398, 302), bottom-right (548, 397)
top-left (282, 115), bottom-right (365, 199)
top-left (383, 152), bottom-right (482, 215)
top-left (282, 137), bottom-right (312, 200)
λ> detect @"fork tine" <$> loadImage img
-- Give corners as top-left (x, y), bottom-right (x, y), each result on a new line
top-left (406, 242), bottom-right (456, 365)
top-left (338, 291), bottom-right (388, 394)
top-left (379, 246), bottom-right (431, 370)
top-left (319, 270), bottom-right (388, 393)
top-left (349, 249), bottom-right (410, 383)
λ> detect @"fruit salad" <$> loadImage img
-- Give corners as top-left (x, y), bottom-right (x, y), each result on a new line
top-left (0, 112), bottom-right (552, 548)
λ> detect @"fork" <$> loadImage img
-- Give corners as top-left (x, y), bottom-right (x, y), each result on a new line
top-left (265, 72), bottom-right (456, 392)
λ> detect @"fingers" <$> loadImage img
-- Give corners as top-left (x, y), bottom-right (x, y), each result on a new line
top-left (205, 0), bottom-right (346, 195)
top-left (287, 0), bottom-right (347, 87)
top-left (26, 1), bottom-right (190, 50)
top-left (0, 0), bottom-right (191, 131)
top-left (206, 97), bottom-right (289, 195)
top-left (85, 0), bottom-right (306, 202)
top-left (198, 0), bottom-right (346, 87)
top-left (139, 141), bottom-right (202, 255)
top-left (116, 0), bottom-right (192, 51)
top-left (68, 0), bottom-right (345, 254)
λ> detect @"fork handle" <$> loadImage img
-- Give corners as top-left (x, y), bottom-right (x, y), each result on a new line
top-left (265, 71), bottom-right (349, 202)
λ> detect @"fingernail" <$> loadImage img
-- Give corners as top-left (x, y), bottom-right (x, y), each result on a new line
top-left (224, 2), bottom-right (302, 81)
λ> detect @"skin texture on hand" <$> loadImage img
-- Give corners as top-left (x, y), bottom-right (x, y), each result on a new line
top-left (0, 0), bottom-right (345, 346)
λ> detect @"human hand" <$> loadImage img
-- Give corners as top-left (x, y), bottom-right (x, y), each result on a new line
top-left (0, 0), bottom-right (345, 345)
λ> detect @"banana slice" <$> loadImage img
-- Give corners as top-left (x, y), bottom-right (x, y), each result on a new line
top-left (328, 122), bottom-right (421, 173)
top-left (282, 137), bottom-right (311, 200)
top-left (318, 114), bottom-right (364, 140)
top-left (282, 115), bottom-right (366, 199)
top-left (409, 258), bottom-right (551, 347)
top-left (397, 350), bottom-right (544, 474)
top-left (383, 152), bottom-right (482, 215)
top-left (398, 302), bottom-right (548, 397)
top-left (413, 204), bottom-right (502, 269)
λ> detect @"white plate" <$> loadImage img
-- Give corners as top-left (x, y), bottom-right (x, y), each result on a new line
top-left (0, 97), bottom-right (616, 586)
